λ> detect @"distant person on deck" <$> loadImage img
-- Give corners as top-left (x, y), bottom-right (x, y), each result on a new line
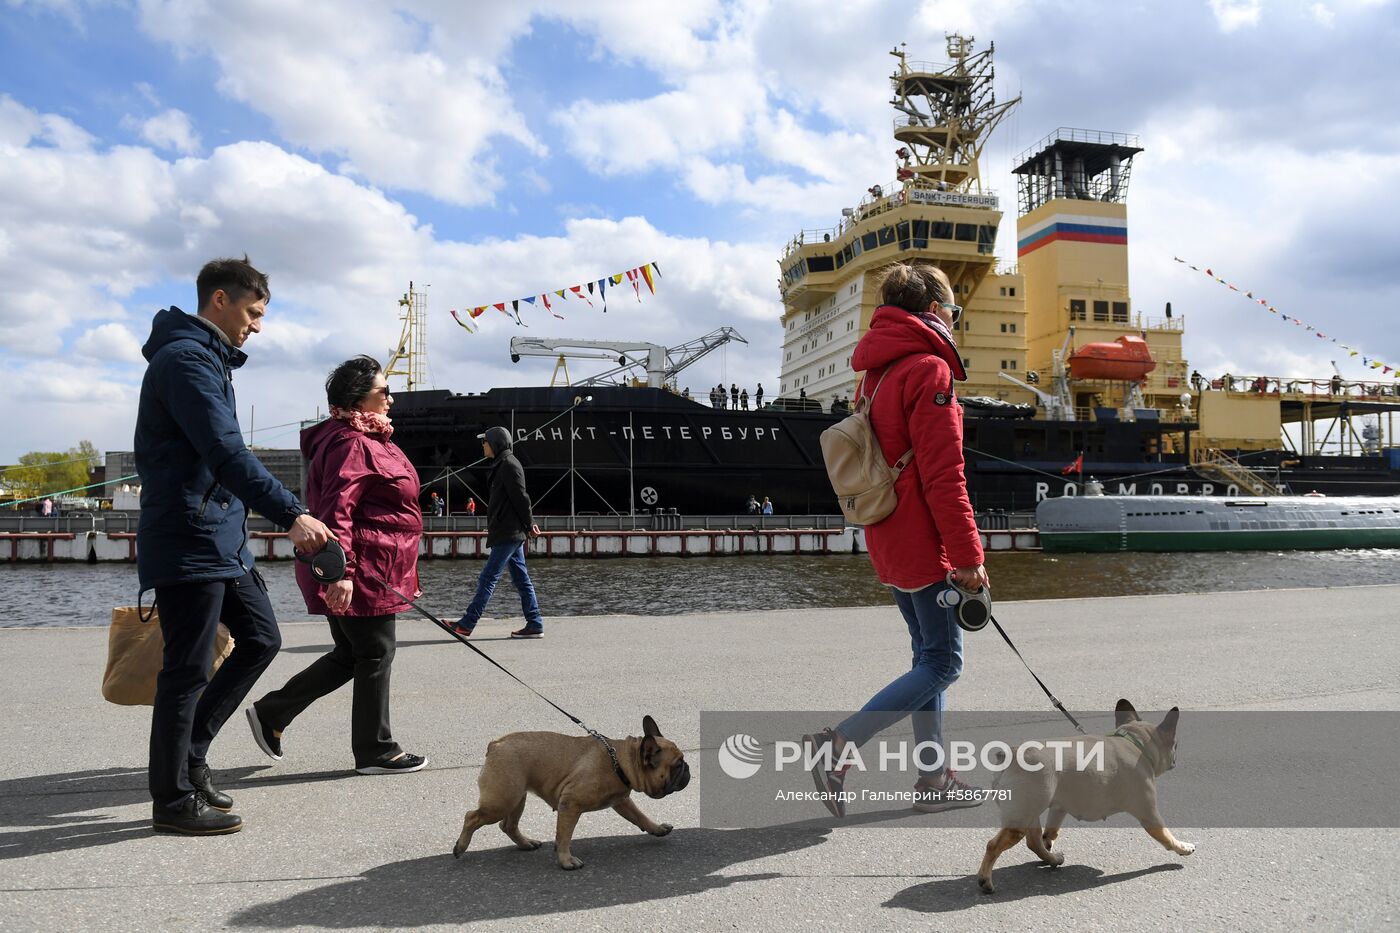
top-left (804, 260), bottom-right (988, 819)
top-left (761, 497), bottom-right (773, 515)
top-left (731, 384), bottom-right (739, 408)
top-left (746, 494), bottom-right (760, 514)
top-left (756, 384), bottom-right (764, 408)
top-left (466, 498), bottom-right (476, 517)
top-left (741, 388), bottom-right (749, 410)
top-left (451, 427), bottom-right (544, 639)
top-left (40, 497), bottom-right (53, 517)
top-left (429, 491), bottom-right (445, 517)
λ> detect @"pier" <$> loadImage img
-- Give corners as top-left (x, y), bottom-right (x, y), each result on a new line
top-left (1, 585), bottom-right (1396, 930)
top-left (0, 513), bottom-right (1045, 563)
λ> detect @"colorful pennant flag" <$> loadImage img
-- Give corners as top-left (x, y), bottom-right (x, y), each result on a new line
top-left (449, 260), bottom-right (662, 334)
top-left (1173, 257), bottom-right (1398, 378)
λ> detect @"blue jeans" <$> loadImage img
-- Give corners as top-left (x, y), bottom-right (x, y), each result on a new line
top-left (837, 581), bottom-right (964, 778)
top-left (462, 541), bottom-right (542, 628)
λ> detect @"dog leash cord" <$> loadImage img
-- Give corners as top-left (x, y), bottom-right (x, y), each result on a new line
top-left (989, 614), bottom-right (1087, 735)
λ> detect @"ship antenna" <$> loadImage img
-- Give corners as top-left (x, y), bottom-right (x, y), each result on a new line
top-left (385, 280), bottom-right (430, 391)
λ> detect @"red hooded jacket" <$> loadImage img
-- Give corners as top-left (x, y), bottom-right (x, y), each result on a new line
top-left (296, 418), bottom-right (422, 616)
top-left (851, 305), bottom-right (984, 590)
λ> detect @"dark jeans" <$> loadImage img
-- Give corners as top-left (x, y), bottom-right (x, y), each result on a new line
top-left (462, 540), bottom-right (542, 628)
top-left (150, 570), bottom-right (281, 808)
top-left (255, 614), bottom-right (402, 769)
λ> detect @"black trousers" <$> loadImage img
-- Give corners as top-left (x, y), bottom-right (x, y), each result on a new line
top-left (150, 570), bottom-right (281, 808)
top-left (255, 614), bottom-right (402, 769)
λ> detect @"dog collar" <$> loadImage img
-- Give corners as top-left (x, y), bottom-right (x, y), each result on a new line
top-left (1110, 727), bottom-right (1160, 770)
top-left (589, 730), bottom-right (631, 790)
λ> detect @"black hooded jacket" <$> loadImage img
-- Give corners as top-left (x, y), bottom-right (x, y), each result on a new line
top-left (482, 426), bottom-right (534, 547)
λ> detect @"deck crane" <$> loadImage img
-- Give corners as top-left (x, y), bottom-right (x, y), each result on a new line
top-left (509, 328), bottom-right (748, 389)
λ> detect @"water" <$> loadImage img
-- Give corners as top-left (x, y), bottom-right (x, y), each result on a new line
top-left (3, 549), bottom-right (1400, 628)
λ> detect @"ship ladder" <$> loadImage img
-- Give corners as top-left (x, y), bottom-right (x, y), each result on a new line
top-left (1192, 448), bottom-right (1282, 496)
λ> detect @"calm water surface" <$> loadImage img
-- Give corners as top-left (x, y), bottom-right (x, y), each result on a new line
top-left (3, 550), bottom-right (1400, 628)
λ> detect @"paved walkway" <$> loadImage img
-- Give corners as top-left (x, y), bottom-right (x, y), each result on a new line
top-left (2, 586), bottom-right (1397, 931)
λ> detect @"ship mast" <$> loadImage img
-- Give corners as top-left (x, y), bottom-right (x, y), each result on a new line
top-left (890, 36), bottom-right (1020, 195)
top-left (385, 281), bottom-right (428, 391)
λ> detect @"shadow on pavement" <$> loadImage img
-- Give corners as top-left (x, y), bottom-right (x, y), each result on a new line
top-left (0, 765), bottom-right (362, 861)
top-left (229, 824), bottom-right (834, 927)
top-left (885, 861), bottom-right (1184, 912)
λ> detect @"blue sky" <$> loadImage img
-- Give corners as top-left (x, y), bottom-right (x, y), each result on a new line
top-left (2, 0), bottom-right (1399, 464)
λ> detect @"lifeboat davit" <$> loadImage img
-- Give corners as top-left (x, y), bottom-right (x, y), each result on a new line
top-left (1068, 335), bottom-right (1157, 382)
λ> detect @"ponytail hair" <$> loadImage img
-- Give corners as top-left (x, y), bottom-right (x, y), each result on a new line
top-left (878, 262), bottom-right (952, 313)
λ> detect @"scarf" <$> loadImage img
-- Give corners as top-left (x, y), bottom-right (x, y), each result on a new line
top-left (330, 405), bottom-right (394, 439)
top-left (908, 308), bottom-right (968, 382)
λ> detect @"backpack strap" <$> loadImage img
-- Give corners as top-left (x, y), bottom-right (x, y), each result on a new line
top-left (858, 360), bottom-right (916, 472)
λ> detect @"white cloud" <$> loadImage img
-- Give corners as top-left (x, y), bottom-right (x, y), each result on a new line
top-left (74, 323), bottom-right (144, 363)
top-left (135, 0), bottom-right (544, 206)
top-left (133, 108), bottom-right (201, 154)
top-left (1310, 3), bottom-right (1337, 26)
top-left (1209, 0), bottom-right (1263, 32)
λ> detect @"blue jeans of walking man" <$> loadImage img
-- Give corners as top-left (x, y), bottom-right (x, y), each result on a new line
top-left (837, 581), bottom-right (964, 779)
top-left (461, 541), bottom-right (542, 631)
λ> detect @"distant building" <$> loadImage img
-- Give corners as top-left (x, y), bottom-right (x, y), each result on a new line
top-left (106, 448), bottom-right (304, 509)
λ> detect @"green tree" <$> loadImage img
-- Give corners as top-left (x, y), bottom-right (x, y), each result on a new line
top-left (1, 441), bottom-right (101, 504)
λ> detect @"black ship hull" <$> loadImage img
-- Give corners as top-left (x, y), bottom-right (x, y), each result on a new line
top-left (389, 387), bottom-right (1400, 515)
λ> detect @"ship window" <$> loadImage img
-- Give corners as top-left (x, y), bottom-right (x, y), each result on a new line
top-left (808, 255), bottom-right (835, 272)
top-left (978, 225), bottom-right (997, 254)
top-left (932, 220), bottom-right (953, 239)
top-left (842, 244), bottom-right (854, 263)
top-left (955, 223), bottom-right (976, 242)
top-left (851, 238), bottom-right (862, 257)
top-left (1112, 301), bottom-right (1129, 322)
top-left (912, 220), bottom-right (929, 239)
top-left (835, 251), bottom-right (845, 269)
top-left (1093, 300), bottom-right (1109, 322)
top-left (1070, 299), bottom-right (1086, 321)
top-left (879, 226), bottom-right (897, 246)
top-left (862, 232), bottom-right (879, 251)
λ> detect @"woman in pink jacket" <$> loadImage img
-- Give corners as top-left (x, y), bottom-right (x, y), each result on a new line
top-left (246, 356), bottom-right (426, 775)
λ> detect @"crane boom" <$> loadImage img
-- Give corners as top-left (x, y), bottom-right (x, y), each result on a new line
top-left (509, 328), bottom-right (748, 388)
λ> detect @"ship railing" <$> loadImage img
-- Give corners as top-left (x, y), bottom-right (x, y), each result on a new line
top-left (1015, 127), bottom-right (1142, 165)
top-left (1192, 448), bottom-right (1283, 496)
top-left (1209, 375), bottom-right (1400, 399)
top-left (782, 227), bottom-right (841, 259)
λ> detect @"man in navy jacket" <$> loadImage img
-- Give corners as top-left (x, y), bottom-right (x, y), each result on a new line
top-left (136, 256), bottom-right (331, 835)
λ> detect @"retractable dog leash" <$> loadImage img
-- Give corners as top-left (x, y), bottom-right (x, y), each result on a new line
top-left (939, 573), bottom-right (1086, 735)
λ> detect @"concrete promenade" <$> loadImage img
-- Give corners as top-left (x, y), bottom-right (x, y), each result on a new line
top-left (2, 585), bottom-right (1398, 931)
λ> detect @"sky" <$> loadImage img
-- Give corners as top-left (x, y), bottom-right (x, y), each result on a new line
top-left (2, 0), bottom-right (1398, 465)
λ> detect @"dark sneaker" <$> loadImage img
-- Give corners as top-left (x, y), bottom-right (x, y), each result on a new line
top-left (802, 728), bottom-right (851, 818)
top-left (245, 705), bottom-right (283, 761)
top-left (449, 616), bottom-right (476, 637)
top-left (912, 769), bottom-right (986, 813)
top-left (188, 764), bottom-right (233, 812)
top-left (510, 626), bottom-right (544, 639)
top-left (152, 792), bottom-right (243, 835)
top-left (356, 752), bottom-right (428, 775)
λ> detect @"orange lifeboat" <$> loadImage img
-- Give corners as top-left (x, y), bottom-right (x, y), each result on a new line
top-left (1068, 335), bottom-right (1157, 382)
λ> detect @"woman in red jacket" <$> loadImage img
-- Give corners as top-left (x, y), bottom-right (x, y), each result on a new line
top-left (806, 263), bottom-right (990, 816)
top-left (246, 356), bottom-right (427, 775)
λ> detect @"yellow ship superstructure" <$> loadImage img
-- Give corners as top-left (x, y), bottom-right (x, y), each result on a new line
top-left (777, 38), bottom-right (1029, 407)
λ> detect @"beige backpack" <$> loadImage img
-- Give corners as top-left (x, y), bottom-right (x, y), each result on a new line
top-left (820, 367), bottom-right (914, 525)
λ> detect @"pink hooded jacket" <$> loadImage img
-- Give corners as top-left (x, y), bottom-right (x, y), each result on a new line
top-left (295, 418), bottom-right (422, 616)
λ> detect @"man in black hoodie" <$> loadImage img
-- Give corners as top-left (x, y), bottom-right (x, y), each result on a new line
top-left (135, 256), bottom-right (331, 836)
top-left (452, 426), bottom-right (545, 638)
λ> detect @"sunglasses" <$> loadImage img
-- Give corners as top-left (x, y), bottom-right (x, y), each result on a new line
top-left (942, 302), bottom-right (963, 324)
